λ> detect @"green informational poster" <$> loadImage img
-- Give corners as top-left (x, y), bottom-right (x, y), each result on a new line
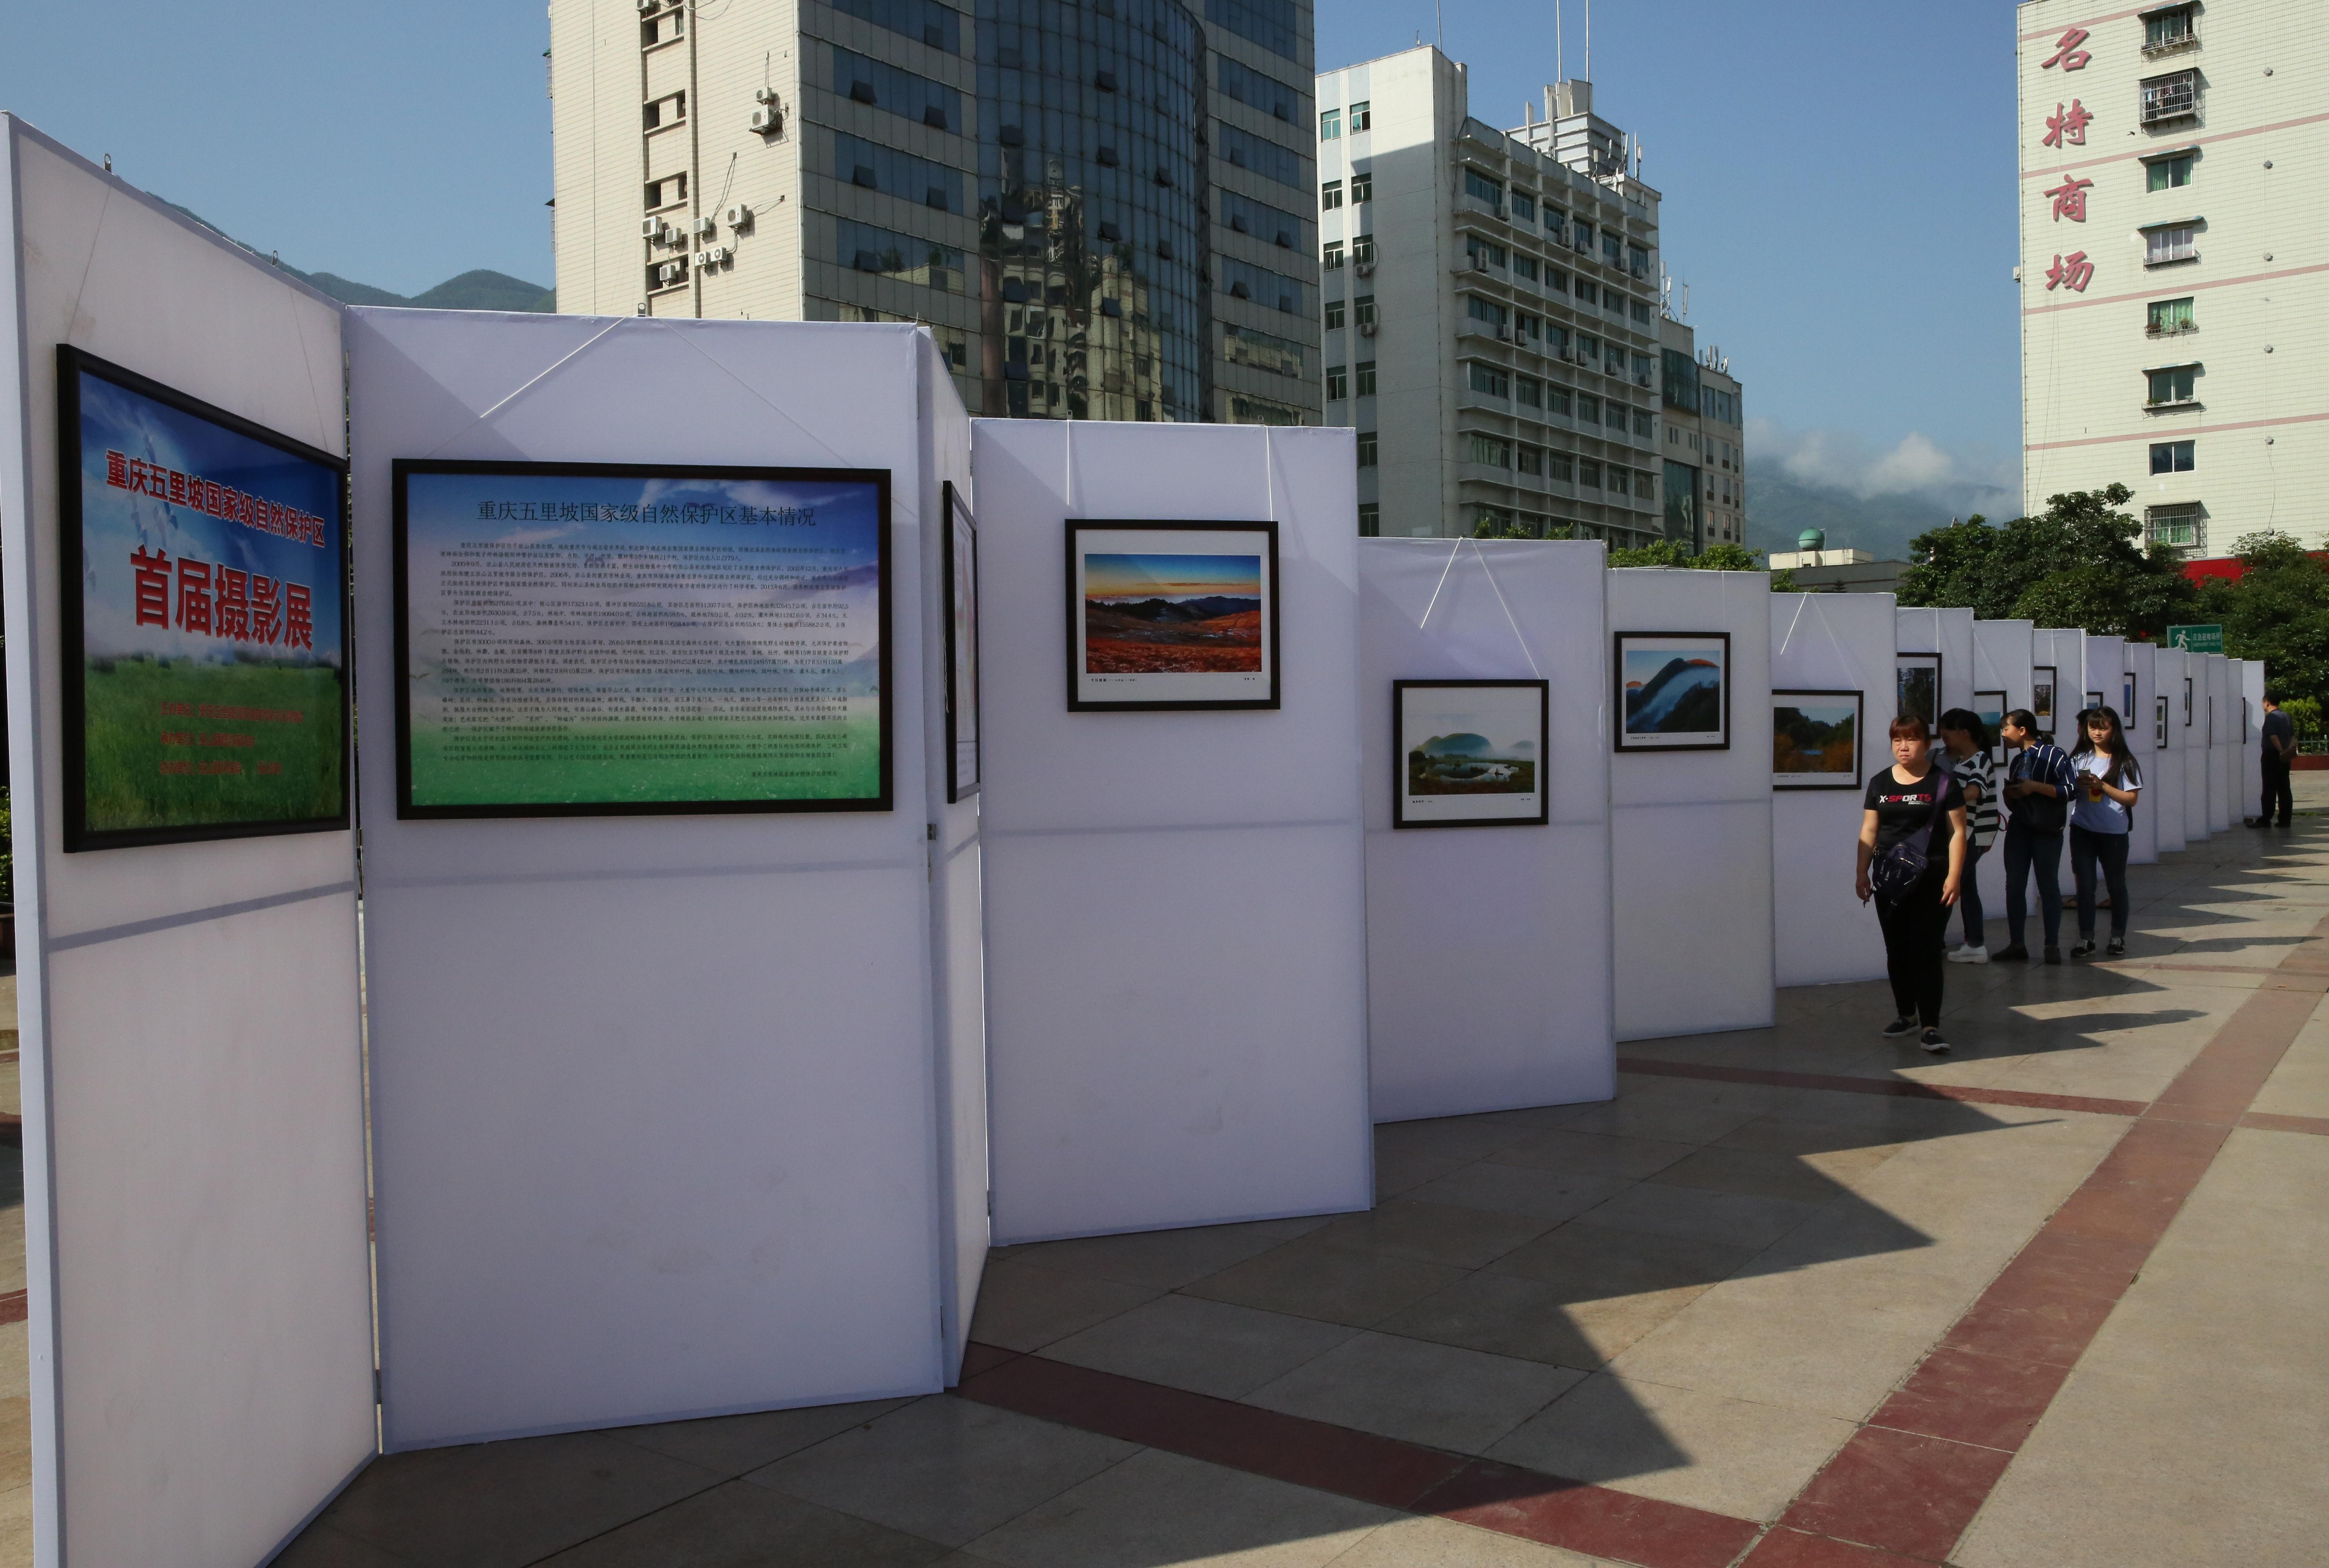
top-left (57, 348), bottom-right (350, 851)
top-left (393, 461), bottom-right (891, 817)
top-left (2166, 624), bottom-right (2224, 654)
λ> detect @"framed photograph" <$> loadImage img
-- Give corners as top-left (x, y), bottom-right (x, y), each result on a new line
top-left (1616, 632), bottom-right (1730, 751)
top-left (1896, 652), bottom-right (1941, 736)
top-left (2155, 695), bottom-right (2169, 747)
top-left (2085, 690), bottom-right (2105, 717)
top-left (2032, 665), bottom-right (2057, 727)
top-left (1066, 520), bottom-right (1278, 711)
top-left (2122, 673), bottom-right (2137, 727)
top-left (2184, 676), bottom-right (2194, 726)
top-left (941, 481), bottom-right (979, 802)
top-left (55, 346), bottom-right (350, 851)
top-left (393, 459), bottom-right (891, 818)
top-left (1393, 680), bottom-right (1549, 828)
top-left (1773, 689), bottom-right (1864, 791)
top-left (1974, 690), bottom-right (2007, 765)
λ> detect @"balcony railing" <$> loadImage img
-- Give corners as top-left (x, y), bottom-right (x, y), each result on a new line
top-left (2145, 322), bottom-right (2197, 338)
top-left (2140, 72), bottom-right (2199, 124)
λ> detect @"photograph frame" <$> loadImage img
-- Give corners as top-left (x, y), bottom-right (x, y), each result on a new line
top-left (2122, 672), bottom-right (2138, 729)
top-left (2085, 690), bottom-right (2105, 717)
top-left (2184, 675), bottom-right (2194, 726)
top-left (391, 457), bottom-right (894, 821)
top-left (2032, 664), bottom-right (2058, 728)
top-left (941, 480), bottom-right (980, 803)
top-left (1772, 688), bottom-right (1865, 791)
top-left (1895, 651), bottom-right (1942, 737)
top-left (1392, 679), bottom-right (1551, 829)
top-left (1065, 519), bottom-right (1281, 713)
top-left (55, 345), bottom-right (353, 853)
top-left (1974, 690), bottom-right (2008, 766)
top-left (1613, 630), bottom-right (1732, 753)
top-left (2155, 695), bottom-right (2169, 747)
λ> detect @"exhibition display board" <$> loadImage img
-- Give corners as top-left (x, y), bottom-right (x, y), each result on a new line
top-left (348, 312), bottom-right (987, 1446)
top-left (2153, 645), bottom-right (2190, 855)
top-left (1770, 591), bottom-right (1893, 986)
top-left (2206, 655), bottom-right (2233, 833)
top-left (0, 120), bottom-right (377, 1568)
top-left (2123, 639), bottom-right (2161, 864)
top-left (1968, 618), bottom-right (2034, 927)
top-left (2181, 646), bottom-right (2210, 843)
top-left (1360, 539), bottom-right (1615, 1119)
top-left (1610, 569), bottom-right (1774, 1041)
top-left (2031, 628), bottom-right (2084, 742)
top-left (2241, 659), bottom-right (2266, 823)
top-left (974, 419), bottom-right (1371, 1243)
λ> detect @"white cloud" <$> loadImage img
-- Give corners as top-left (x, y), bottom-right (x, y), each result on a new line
top-left (1749, 418), bottom-right (2020, 517)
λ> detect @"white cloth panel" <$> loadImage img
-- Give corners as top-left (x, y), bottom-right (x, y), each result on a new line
top-left (2206, 654), bottom-right (2233, 832)
top-left (1770, 592), bottom-right (1895, 986)
top-left (2181, 646), bottom-right (2209, 842)
top-left (2152, 646), bottom-right (2189, 853)
top-left (1609, 570), bottom-right (1775, 1041)
top-left (2123, 641), bottom-right (2160, 864)
top-left (1891, 606), bottom-right (1974, 716)
top-left (0, 120), bottom-right (375, 1568)
top-left (975, 419), bottom-right (1371, 1243)
top-left (349, 313), bottom-right (967, 1447)
top-left (1969, 619), bottom-right (2035, 908)
top-left (1360, 539), bottom-right (1615, 1120)
top-left (2241, 660), bottom-right (2266, 822)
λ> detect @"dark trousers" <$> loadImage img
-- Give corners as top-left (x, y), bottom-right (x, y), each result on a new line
top-left (2003, 822), bottom-right (2064, 949)
top-left (2263, 755), bottom-right (2293, 825)
top-left (1877, 872), bottom-right (1950, 1027)
top-left (2070, 825), bottom-right (2131, 941)
top-left (1957, 843), bottom-right (1989, 947)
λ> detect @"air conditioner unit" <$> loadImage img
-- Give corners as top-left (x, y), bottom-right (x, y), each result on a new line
top-left (638, 0), bottom-right (659, 12)
top-left (709, 245), bottom-right (731, 265)
top-left (1354, 260), bottom-right (1376, 276)
top-left (750, 106), bottom-right (783, 134)
top-left (723, 203), bottom-right (753, 229)
top-left (657, 262), bottom-right (685, 285)
top-left (1358, 321), bottom-right (1377, 336)
top-left (641, 217), bottom-right (663, 239)
top-left (755, 86), bottom-right (779, 105)
top-left (692, 215), bottom-right (717, 237)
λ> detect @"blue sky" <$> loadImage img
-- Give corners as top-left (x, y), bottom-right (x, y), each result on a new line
top-left (4, 0), bottom-right (2024, 503)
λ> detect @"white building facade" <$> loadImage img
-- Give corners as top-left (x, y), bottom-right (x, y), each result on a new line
top-left (2018, 0), bottom-right (2327, 559)
top-left (1312, 47), bottom-right (1743, 545)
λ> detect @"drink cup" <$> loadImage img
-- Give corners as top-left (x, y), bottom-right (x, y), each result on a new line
top-left (2084, 774), bottom-right (2104, 802)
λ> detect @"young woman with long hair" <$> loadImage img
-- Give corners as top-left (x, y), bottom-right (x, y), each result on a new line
top-left (2067, 705), bottom-right (2143, 958)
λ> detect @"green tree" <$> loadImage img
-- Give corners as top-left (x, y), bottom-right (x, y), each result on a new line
top-left (1608, 537), bottom-right (1797, 590)
top-left (1898, 485), bottom-right (2196, 637)
top-left (2195, 531), bottom-right (2329, 708)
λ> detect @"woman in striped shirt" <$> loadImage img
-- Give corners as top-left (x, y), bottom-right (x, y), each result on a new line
top-left (1939, 708), bottom-right (2001, 962)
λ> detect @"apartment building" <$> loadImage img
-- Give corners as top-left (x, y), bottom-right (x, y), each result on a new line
top-left (1658, 327), bottom-right (1747, 548)
top-left (548, 0), bottom-right (1322, 427)
top-left (1313, 46), bottom-right (1745, 545)
top-left (2019, 0), bottom-right (2327, 558)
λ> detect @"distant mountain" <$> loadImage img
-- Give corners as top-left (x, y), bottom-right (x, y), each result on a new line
top-left (1744, 464), bottom-right (1966, 564)
top-left (1094, 596), bottom-right (1261, 623)
top-left (1421, 732), bottom-right (1491, 757)
top-left (163, 202), bottom-right (552, 314)
top-left (1627, 658), bottom-right (1723, 734)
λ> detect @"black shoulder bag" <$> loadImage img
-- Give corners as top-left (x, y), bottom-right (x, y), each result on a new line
top-left (1871, 777), bottom-right (1952, 899)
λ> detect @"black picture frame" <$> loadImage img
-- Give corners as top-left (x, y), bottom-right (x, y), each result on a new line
top-left (2033, 664), bottom-right (2058, 727)
top-left (2122, 672), bottom-right (2137, 728)
top-left (392, 458), bottom-right (893, 819)
top-left (1895, 651), bottom-right (1942, 737)
top-left (1614, 631), bottom-right (1731, 752)
top-left (55, 345), bottom-right (352, 852)
top-left (1974, 690), bottom-right (2008, 766)
top-left (1065, 519), bottom-right (1280, 712)
top-left (1393, 679), bottom-right (1551, 828)
top-left (2085, 690), bottom-right (2105, 717)
top-left (2184, 675), bottom-right (2194, 725)
top-left (1772, 688), bottom-right (1865, 791)
top-left (941, 480), bottom-right (979, 803)
top-left (2155, 695), bottom-right (2169, 747)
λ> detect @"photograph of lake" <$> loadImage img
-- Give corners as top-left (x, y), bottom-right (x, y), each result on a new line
top-left (1395, 679), bottom-right (1548, 827)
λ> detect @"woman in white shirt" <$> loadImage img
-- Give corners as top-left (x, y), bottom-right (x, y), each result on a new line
top-left (2067, 706), bottom-right (2142, 959)
top-left (1939, 708), bottom-right (1999, 963)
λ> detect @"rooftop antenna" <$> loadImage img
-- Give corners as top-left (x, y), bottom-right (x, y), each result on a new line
top-left (1585, 0), bottom-right (1591, 81)
top-left (1435, 0), bottom-right (1442, 48)
top-left (1555, 0), bottom-right (1563, 85)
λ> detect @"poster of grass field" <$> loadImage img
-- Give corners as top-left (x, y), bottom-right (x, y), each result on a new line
top-left (61, 351), bottom-right (348, 849)
top-left (395, 462), bottom-right (889, 816)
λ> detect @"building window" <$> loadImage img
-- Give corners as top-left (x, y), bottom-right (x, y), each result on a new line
top-left (1356, 361), bottom-right (1376, 397)
top-left (1576, 332), bottom-right (1599, 362)
top-left (1516, 445), bottom-right (1544, 476)
top-left (1602, 232), bottom-right (1623, 265)
top-left (1548, 452), bottom-right (1575, 482)
top-left (1514, 311), bottom-right (1540, 342)
top-left (1349, 100), bottom-right (1371, 131)
top-left (1634, 409), bottom-right (1656, 438)
top-left (1468, 361), bottom-right (1510, 397)
top-left (837, 218), bottom-right (964, 292)
top-left (1206, 0), bottom-right (1302, 62)
top-left (1320, 107), bottom-right (1341, 139)
top-left (1322, 241), bottom-right (1345, 270)
top-left (1218, 256), bottom-right (1306, 313)
top-left (836, 131), bottom-right (963, 212)
top-left (2140, 69), bottom-right (2199, 125)
top-left (2148, 502), bottom-right (2202, 549)
top-left (1627, 243), bottom-right (1650, 276)
top-left (1349, 172), bottom-right (1373, 203)
top-left (1575, 280), bottom-right (1596, 306)
top-left (1216, 55), bottom-right (1302, 121)
top-left (1546, 385), bottom-right (1571, 416)
top-left (2150, 439), bottom-right (2195, 474)
top-left (1217, 124), bottom-right (1306, 189)
top-left (1545, 324), bottom-right (1569, 357)
top-left (1358, 503), bottom-right (1380, 536)
top-left (1326, 365), bottom-right (1348, 400)
top-left (2146, 364), bottom-right (2198, 405)
top-left (1576, 393), bottom-right (1599, 423)
top-left (1608, 468), bottom-right (1631, 497)
top-left (2146, 154), bottom-right (2194, 192)
top-left (1572, 220), bottom-right (1593, 253)
top-left (1515, 375), bottom-right (1542, 408)
top-left (1466, 296), bottom-right (1508, 329)
top-left (1513, 254), bottom-right (1538, 282)
top-left (1354, 294), bottom-right (1376, 330)
top-left (1465, 236), bottom-right (1507, 270)
top-left (1631, 301), bottom-right (1654, 324)
top-left (1320, 180), bottom-right (1343, 210)
top-left (2147, 296), bottom-right (2195, 336)
top-left (645, 172), bottom-right (687, 209)
top-left (1469, 433), bottom-right (1512, 468)
top-left (1357, 430), bottom-right (1378, 467)
top-left (1464, 168), bottom-right (1504, 207)
top-left (2144, 225), bottom-right (2200, 266)
top-left (643, 91), bottom-right (687, 130)
top-left (1218, 187), bottom-right (1308, 249)
top-left (1511, 192), bottom-right (1536, 222)
top-left (1324, 299), bottom-right (1346, 330)
top-left (832, 46), bottom-right (960, 131)
top-left (1578, 459), bottom-right (1601, 488)
top-left (1222, 324), bottom-right (1306, 379)
top-left (1229, 393), bottom-right (1306, 426)
top-left (2143, 4), bottom-right (2197, 56)
top-left (1606, 401), bottom-right (1628, 430)
top-left (1351, 236), bottom-right (1376, 267)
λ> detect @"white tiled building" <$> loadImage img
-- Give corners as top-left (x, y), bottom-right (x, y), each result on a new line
top-left (1311, 46), bottom-right (1743, 545)
top-left (2018, 0), bottom-right (2326, 559)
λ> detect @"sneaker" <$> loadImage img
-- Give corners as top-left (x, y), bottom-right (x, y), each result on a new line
top-left (2044, 946), bottom-right (2063, 965)
top-left (1996, 945), bottom-right (2030, 962)
top-left (2071, 940), bottom-right (2098, 960)
top-left (2106, 938), bottom-right (2126, 958)
top-left (1881, 1017), bottom-right (1919, 1038)
top-left (1919, 1027), bottom-right (1950, 1053)
top-left (1958, 945), bottom-right (1990, 964)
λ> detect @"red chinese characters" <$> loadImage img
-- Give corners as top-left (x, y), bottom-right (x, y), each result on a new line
top-left (215, 568), bottom-right (251, 641)
top-left (2044, 176), bottom-right (2094, 222)
top-left (2041, 28), bottom-right (2091, 70)
top-left (2043, 100), bottom-right (2093, 149)
top-left (103, 448), bottom-right (328, 548)
top-left (2046, 252), bottom-right (2095, 292)
top-left (140, 548), bottom-right (312, 648)
top-left (131, 546), bottom-right (171, 627)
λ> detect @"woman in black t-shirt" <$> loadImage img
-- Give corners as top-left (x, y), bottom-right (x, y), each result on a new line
top-left (1856, 715), bottom-right (1969, 1052)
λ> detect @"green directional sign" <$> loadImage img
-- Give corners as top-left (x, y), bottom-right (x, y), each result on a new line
top-left (2166, 624), bottom-right (2225, 653)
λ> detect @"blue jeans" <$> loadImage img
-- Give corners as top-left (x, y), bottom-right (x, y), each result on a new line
top-left (1957, 843), bottom-right (1989, 947)
top-left (2071, 825), bottom-right (2131, 942)
top-left (2002, 822), bottom-right (2063, 949)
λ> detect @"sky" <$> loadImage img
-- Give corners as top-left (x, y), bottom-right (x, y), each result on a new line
top-left (4, 0), bottom-right (2026, 505)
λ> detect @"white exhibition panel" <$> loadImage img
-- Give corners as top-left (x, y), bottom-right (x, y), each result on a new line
top-left (0, 121), bottom-right (377, 1568)
top-left (975, 419), bottom-right (1371, 1243)
top-left (2035, 628), bottom-right (2086, 742)
top-left (2241, 659), bottom-right (2266, 822)
top-left (2206, 654), bottom-right (2233, 833)
top-left (1969, 619), bottom-right (2034, 910)
top-left (2182, 647), bottom-right (2210, 843)
top-left (1893, 606), bottom-right (1975, 720)
top-left (1770, 592), bottom-right (1893, 986)
top-left (1360, 539), bottom-right (1615, 1120)
top-left (1610, 570), bottom-right (1774, 1041)
top-left (349, 313), bottom-right (975, 1446)
top-left (2124, 641), bottom-right (2160, 864)
top-left (2153, 646), bottom-right (2190, 854)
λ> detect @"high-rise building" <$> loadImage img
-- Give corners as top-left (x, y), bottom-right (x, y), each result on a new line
top-left (2018, 0), bottom-right (2325, 559)
top-left (1312, 46), bottom-right (1744, 545)
top-left (548, 0), bottom-right (1321, 427)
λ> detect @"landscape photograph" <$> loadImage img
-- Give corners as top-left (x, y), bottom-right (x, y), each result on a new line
top-left (1082, 551), bottom-right (1264, 674)
top-left (1407, 728), bottom-right (1538, 796)
top-left (1772, 691), bottom-right (1862, 789)
top-left (1618, 634), bottom-right (1728, 748)
top-left (1394, 679), bottom-right (1547, 827)
top-left (1897, 655), bottom-right (1941, 734)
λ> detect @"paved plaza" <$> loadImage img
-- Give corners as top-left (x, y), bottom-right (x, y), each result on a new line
top-left (10, 794), bottom-right (2329, 1566)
